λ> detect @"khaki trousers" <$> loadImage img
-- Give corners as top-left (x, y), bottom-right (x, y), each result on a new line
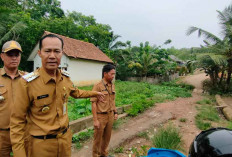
top-left (92, 112), bottom-right (114, 157)
top-left (28, 128), bottom-right (72, 157)
top-left (0, 130), bottom-right (11, 157)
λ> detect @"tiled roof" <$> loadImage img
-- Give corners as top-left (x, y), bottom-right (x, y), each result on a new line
top-left (43, 31), bottom-right (113, 63)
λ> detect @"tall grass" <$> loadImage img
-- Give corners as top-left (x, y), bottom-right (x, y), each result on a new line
top-left (195, 101), bottom-right (220, 130)
top-left (152, 124), bottom-right (182, 150)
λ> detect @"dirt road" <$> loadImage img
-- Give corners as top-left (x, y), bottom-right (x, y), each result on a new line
top-left (72, 72), bottom-right (208, 157)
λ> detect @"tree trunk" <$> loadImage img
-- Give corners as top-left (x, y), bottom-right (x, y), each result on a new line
top-left (226, 59), bottom-right (232, 90)
top-left (219, 70), bottom-right (225, 85)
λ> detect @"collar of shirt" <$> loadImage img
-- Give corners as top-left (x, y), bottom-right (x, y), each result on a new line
top-left (39, 67), bottom-right (63, 84)
top-left (0, 67), bottom-right (21, 78)
top-left (102, 79), bottom-right (112, 87)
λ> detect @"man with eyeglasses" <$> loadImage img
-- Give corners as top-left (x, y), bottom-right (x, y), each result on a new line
top-left (0, 40), bottom-right (26, 157)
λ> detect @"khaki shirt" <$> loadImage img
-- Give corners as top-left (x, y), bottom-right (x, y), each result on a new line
top-left (90, 79), bottom-right (116, 112)
top-left (0, 68), bottom-right (25, 129)
top-left (10, 67), bottom-right (99, 157)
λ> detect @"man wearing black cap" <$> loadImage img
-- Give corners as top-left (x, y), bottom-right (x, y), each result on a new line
top-left (0, 40), bottom-right (26, 157)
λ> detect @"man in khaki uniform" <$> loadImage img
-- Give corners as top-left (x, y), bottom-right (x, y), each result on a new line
top-left (0, 40), bottom-right (25, 157)
top-left (91, 64), bottom-right (118, 157)
top-left (10, 34), bottom-right (104, 157)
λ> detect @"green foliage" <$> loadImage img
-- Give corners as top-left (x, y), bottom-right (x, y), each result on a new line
top-left (152, 124), bottom-right (182, 150)
top-left (68, 80), bottom-right (193, 121)
top-left (0, 1), bottom-right (123, 71)
top-left (118, 80), bottom-right (192, 116)
top-left (186, 3), bottom-right (232, 92)
top-left (113, 42), bottom-right (181, 80)
top-left (72, 129), bottom-right (94, 149)
top-left (195, 119), bottom-right (211, 130)
top-left (161, 81), bottom-right (195, 91)
top-left (114, 146), bottom-right (124, 153)
top-left (202, 79), bottom-right (232, 95)
top-left (167, 47), bottom-right (196, 61)
top-left (195, 104), bottom-right (220, 130)
top-left (68, 98), bottom-right (92, 121)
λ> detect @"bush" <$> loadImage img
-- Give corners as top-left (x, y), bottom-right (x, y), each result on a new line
top-left (202, 79), bottom-right (232, 95)
top-left (152, 124), bottom-right (182, 150)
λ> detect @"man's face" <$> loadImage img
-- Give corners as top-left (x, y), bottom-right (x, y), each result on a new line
top-left (104, 69), bottom-right (116, 82)
top-left (38, 37), bottom-right (63, 73)
top-left (0, 50), bottom-right (21, 70)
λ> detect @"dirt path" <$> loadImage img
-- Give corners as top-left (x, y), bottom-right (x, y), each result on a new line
top-left (71, 73), bottom-right (208, 157)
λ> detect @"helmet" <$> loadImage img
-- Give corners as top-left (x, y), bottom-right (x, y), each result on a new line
top-left (189, 127), bottom-right (232, 157)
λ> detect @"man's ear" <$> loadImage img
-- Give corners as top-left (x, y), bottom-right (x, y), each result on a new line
top-left (0, 53), bottom-right (4, 62)
top-left (38, 49), bottom-right (41, 58)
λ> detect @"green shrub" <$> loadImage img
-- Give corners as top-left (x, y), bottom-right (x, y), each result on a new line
top-left (152, 124), bottom-right (182, 150)
top-left (68, 98), bottom-right (92, 121)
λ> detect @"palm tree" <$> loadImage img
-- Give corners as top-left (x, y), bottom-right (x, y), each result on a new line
top-left (0, 1), bottom-right (27, 46)
top-left (0, 21), bottom-right (27, 46)
top-left (186, 3), bottom-right (232, 89)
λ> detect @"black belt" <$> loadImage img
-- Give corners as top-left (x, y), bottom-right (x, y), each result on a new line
top-left (32, 127), bottom-right (68, 139)
top-left (0, 128), bottom-right (10, 131)
top-left (97, 111), bottom-right (113, 114)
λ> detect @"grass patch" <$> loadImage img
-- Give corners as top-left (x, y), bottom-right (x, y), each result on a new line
top-left (227, 121), bottom-right (232, 129)
top-left (179, 118), bottom-right (187, 122)
top-left (113, 117), bottom-right (128, 130)
top-left (72, 129), bottom-right (94, 149)
top-left (195, 103), bottom-right (220, 130)
top-left (114, 146), bottom-right (124, 153)
top-left (196, 98), bottom-right (212, 105)
top-left (131, 145), bottom-right (149, 157)
top-left (152, 124), bottom-right (182, 150)
top-left (137, 131), bottom-right (150, 140)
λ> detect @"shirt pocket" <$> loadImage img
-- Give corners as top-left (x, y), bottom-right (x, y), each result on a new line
top-left (0, 87), bottom-right (7, 104)
top-left (33, 95), bottom-right (53, 115)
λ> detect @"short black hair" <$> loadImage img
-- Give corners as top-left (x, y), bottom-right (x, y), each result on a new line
top-left (39, 34), bottom-right (64, 50)
top-left (102, 64), bottom-right (115, 78)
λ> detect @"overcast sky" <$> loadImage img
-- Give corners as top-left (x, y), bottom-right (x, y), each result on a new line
top-left (59, 0), bottom-right (231, 49)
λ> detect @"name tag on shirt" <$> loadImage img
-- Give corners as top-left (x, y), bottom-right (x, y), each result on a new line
top-left (63, 103), bottom-right (67, 115)
top-left (37, 94), bottom-right (49, 99)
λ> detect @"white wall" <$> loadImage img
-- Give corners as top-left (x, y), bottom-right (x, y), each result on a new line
top-left (33, 55), bottom-right (105, 86)
top-left (68, 58), bottom-right (105, 86)
top-left (33, 54), bottom-right (69, 71)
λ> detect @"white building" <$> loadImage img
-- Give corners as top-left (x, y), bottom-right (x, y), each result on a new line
top-left (28, 31), bottom-right (114, 86)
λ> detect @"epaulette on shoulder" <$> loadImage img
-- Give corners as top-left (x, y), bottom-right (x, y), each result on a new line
top-left (22, 71), bottom-right (39, 82)
top-left (19, 70), bottom-right (28, 76)
top-left (61, 70), bottom-right (70, 77)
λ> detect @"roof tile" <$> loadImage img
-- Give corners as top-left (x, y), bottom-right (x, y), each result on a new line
top-left (44, 31), bottom-right (113, 63)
